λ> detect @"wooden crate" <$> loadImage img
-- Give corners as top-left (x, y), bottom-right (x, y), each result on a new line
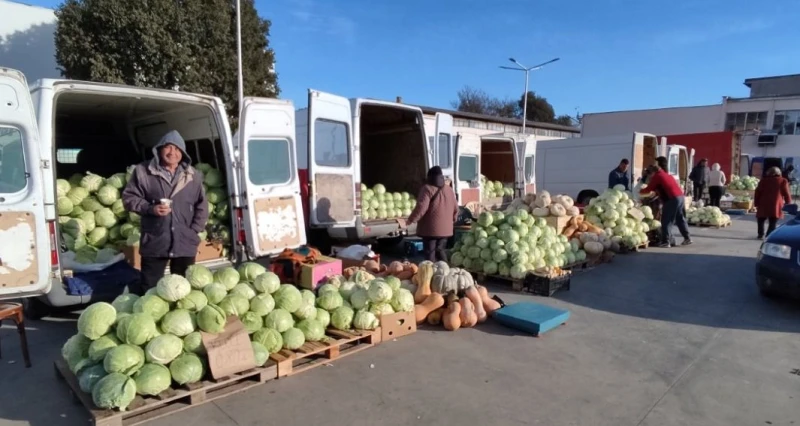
top-left (269, 328), bottom-right (381, 377)
top-left (469, 270), bottom-right (526, 292)
top-left (54, 359), bottom-right (278, 426)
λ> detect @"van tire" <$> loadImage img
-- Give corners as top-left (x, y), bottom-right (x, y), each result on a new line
top-left (22, 297), bottom-right (50, 320)
top-left (308, 228), bottom-right (333, 256)
top-left (577, 190), bottom-right (599, 205)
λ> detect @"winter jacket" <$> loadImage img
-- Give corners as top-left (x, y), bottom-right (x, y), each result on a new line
top-left (689, 164), bottom-right (709, 185)
top-left (407, 183), bottom-right (458, 238)
top-left (122, 131), bottom-right (209, 258)
top-left (754, 176), bottom-right (792, 219)
top-left (608, 167), bottom-right (629, 190)
top-left (707, 163), bottom-right (726, 187)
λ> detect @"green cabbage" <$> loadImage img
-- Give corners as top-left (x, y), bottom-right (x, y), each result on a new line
top-left (57, 196), bottom-right (74, 215)
top-left (116, 313), bottom-right (157, 346)
top-left (252, 328), bottom-right (283, 354)
top-left (263, 309), bottom-right (293, 332)
top-left (240, 312), bottom-right (263, 334)
top-left (62, 333), bottom-right (92, 372)
top-left (273, 284), bottom-right (302, 313)
top-left (281, 328), bottom-right (305, 350)
top-left (349, 288), bottom-right (369, 310)
top-left (316, 291), bottom-right (343, 311)
top-left (94, 207), bottom-right (117, 228)
top-left (237, 262), bottom-right (266, 283)
top-left (353, 310), bottom-right (379, 330)
top-left (251, 342), bottom-right (269, 366)
top-left (369, 303), bottom-right (394, 317)
top-left (96, 185), bottom-right (120, 206)
top-left (230, 283), bottom-right (257, 300)
top-left (133, 294), bottom-right (170, 322)
top-left (169, 353), bottom-right (204, 385)
top-left (145, 334), bottom-right (184, 365)
top-left (331, 306), bottom-right (354, 330)
top-left (249, 293), bottom-right (275, 316)
top-left (111, 294), bottom-right (139, 315)
top-left (78, 363), bottom-right (107, 393)
top-left (204, 169), bottom-right (225, 188)
top-left (176, 290), bottom-right (208, 312)
top-left (219, 294), bottom-right (250, 317)
top-left (81, 197), bottom-right (104, 213)
top-left (293, 302), bottom-right (317, 320)
top-left (160, 309), bottom-right (196, 337)
top-left (103, 344), bottom-right (145, 375)
top-left (253, 272), bottom-right (280, 294)
top-left (390, 288), bottom-right (415, 312)
top-left (186, 264), bottom-right (214, 289)
top-left (315, 308), bottom-right (331, 328)
top-left (202, 283), bottom-right (228, 304)
top-left (156, 274), bottom-right (192, 302)
top-left (88, 333), bottom-right (121, 362)
top-left (87, 227), bottom-right (108, 247)
top-left (56, 179), bottom-right (71, 197)
top-left (197, 304), bottom-right (227, 333)
top-left (111, 199), bottom-right (127, 218)
top-left (296, 319), bottom-right (325, 342)
top-left (77, 302), bottom-right (117, 340)
top-left (183, 332), bottom-right (206, 355)
top-left (214, 267), bottom-right (240, 290)
top-left (206, 188), bottom-right (227, 204)
top-left (367, 280), bottom-right (392, 304)
top-left (92, 373), bottom-right (136, 411)
top-left (66, 186), bottom-right (90, 206)
top-left (80, 172), bottom-right (104, 192)
top-left (134, 363), bottom-right (171, 396)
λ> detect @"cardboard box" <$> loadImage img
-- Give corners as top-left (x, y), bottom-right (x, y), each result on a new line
top-left (201, 317), bottom-right (256, 379)
top-left (544, 215), bottom-right (574, 235)
top-left (337, 254), bottom-right (380, 270)
top-left (298, 256), bottom-right (342, 291)
top-left (379, 311), bottom-right (416, 341)
top-left (121, 241), bottom-right (225, 270)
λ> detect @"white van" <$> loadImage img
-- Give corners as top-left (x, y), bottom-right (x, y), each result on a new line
top-left (296, 90), bottom-right (443, 247)
top-left (535, 132), bottom-right (673, 204)
top-left (0, 67), bottom-right (306, 314)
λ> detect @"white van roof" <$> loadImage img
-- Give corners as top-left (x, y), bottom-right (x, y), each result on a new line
top-left (28, 78), bottom-right (224, 104)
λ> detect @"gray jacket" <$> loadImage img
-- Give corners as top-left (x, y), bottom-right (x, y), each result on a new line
top-left (122, 131), bottom-right (209, 258)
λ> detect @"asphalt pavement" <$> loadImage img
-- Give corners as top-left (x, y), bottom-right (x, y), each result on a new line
top-left (1, 216), bottom-right (799, 426)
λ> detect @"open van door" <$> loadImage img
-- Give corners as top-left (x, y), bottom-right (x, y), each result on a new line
top-left (433, 113), bottom-right (455, 181)
top-left (520, 137), bottom-right (537, 195)
top-left (307, 90), bottom-right (356, 227)
top-left (0, 68), bottom-right (52, 299)
top-left (454, 133), bottom-right (480, 208)
top-left (238, 97), bottom-right (306, 258)
top-left (512, 136), bottom-right (532, 198)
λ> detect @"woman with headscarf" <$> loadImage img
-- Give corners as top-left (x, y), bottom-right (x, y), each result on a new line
top-left (407, 166), bottom-right (458, 262)
top-left (754, 167), bottom-right (792, 239)
top-left (707, 163), bottom-right (726, 207)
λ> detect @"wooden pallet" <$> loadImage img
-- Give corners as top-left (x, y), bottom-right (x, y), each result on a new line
top-left (689, 221), bottom-right (732, 229)
top-left (469, 270), bottom-right (526, 291)
top-left (269, 328), bottom-right (381, 377)
top-left (619, 242), bottom-right (649, 254)
top-left (54, 359), bottom-right (278, 426)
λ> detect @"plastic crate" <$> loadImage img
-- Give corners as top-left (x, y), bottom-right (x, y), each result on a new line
top-left (526, 272), bottom-right (571, 297)
top-left (403, 237), bottom-right (424, 256)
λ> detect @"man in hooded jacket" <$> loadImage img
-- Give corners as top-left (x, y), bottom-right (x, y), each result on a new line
top-left (122, 130), bottom-right (209, 293)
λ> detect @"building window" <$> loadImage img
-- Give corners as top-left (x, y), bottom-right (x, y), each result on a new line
top-left (469, 120), bottom-right (488, 130)
top-left (454, 118), bottom-right (470, 127)
top-left (773, 110), bottom-right (800, 135)
top-left (724, 111), bottom-right (767, 131)
top-left (487, 122), bottom-right (503, 131)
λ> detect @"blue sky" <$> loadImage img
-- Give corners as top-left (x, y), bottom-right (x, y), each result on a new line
top-left (24, 0), bottom-right (800, 116)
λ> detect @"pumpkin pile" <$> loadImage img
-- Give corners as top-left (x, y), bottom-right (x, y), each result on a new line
top-left (411, 261), bottom-right (502, 331)
top-left (343, 260), bottom-right (418, 280)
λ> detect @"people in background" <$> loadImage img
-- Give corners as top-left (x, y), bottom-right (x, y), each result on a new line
top-left (784, 164), bottom-right (796, 184)
top-left (122, 130), bottom-right (209, 294)
top-left (689, 158), bottom-right (709, 201)
top-left (608, 158), bottom-right (630, 190)
top-left (707, 162), bottom-right (726, 207)
top-left (407, 166), bottom-right (458, 262)
top-left (754, 166), bottom-right (792, 240)
top-left (647, 156), bottom-right (692, 248)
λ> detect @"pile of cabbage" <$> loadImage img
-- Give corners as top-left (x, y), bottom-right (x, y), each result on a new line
top-left (450, 209), bottom-right (586, 279)
top-left (319, 272), bottom-right (415, 331)
top-left (583, 185), bottom-right (651, 249)
top-left (729, 175), bottom-right (759, 191)
top-left (480, 174), bottom-right (513, 200)
top-left (687, 206), bottom-right (731, 226)
top-left (56, 163), bottom-right (231, 264)
top-left (640, 205), bottom-right (662, 232)
top-left (360, 183), bottom-right (416, 221)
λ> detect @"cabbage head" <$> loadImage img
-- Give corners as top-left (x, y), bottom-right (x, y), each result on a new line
top-left (57, 196), bottom-right (74, 215)
top-left (206, 188), bottom-right (227, 204)
top-left (252, 328), bottom-right (283, 354)
top-left (237, 262), bottom-right (266, 283)
top-left (81, 197), bottom-right (104, 213)
top-left (301, 289), bottom-right (315, 306)
top-left (219, 294), bottom-right (250, 317)
top-left (367, 280), bottom-right (392, 304)
top-left (251, 342), bottom-right (269, 366)
top-left (66, 186), bottom-right (90, 206)
top-left (106, 173), bottom-right (127, 189)
top-left (97, 185), bottom-right (120, 206)
top-left (338, 281), bottom-right (358, 300)
top-left (249, 293), bottom-right (275, 316)
top-left (62, 333), bottom-right (92, 372)
top-left (369, 303), bottom-right (394, 317)
top-left (281, 328), bottom-right (305, 350)
top-left (96, 247), bottom-right (119, 264)
top-left (349, 288), bottom-right (369, 310)
top-left (117, 313), bottom-right (157, 346)
top-left (185, 264), bottom-right (214, 289)
top-left (331, 306), bottom-right (355, 330)
top-left (317, 283), bottom-right (338, 296)
top-left (273, 284), bottom-right (302, 313)
top-left (86, 227), bottom-right (108, 247)
top-left (203, 283), bottom-right (228, 304)
top-left (111, 199), bottom-right (127, 218)
top-left (230, 283), bottom-right (257, 300)
top-left (241, 312), bottom-right (263, 334)
top-left (78, 302), bottom-right (117, 340)
top-left (78, 363), bottom-right (107, 393)
top-left (134, 363), bottom-right (172, 396)
top-left (263, 308), bottom-right (294, 332)
top-left (353, 310), bottom-right (379, 330)
top-left (293, 302), bottom-right (317, 320)
top-left (92, 373), bottom-right (136, 411)
top-left (315, 308), bottom-right (331, 328)
top-left (390, 288), bottom-right (415, 313)
top-left (56, 179), bottom-right (71, 197)
top-left (204, 168), bottom-right (224, 188)
top-left (183, 332), bottom-right (206, 355)
top-left (160, 309), bottom-right (196, 337)
top-left (176, 290), bottom-right (208, 312)
top-left (383, 276), bottom-right (402, 292)
top-left (169, 353), bottom-right (204, 385)
top-left (316, 291), bottom-right (343, 311)
top-left (88, 333), bottom-right (121, 362)
top-left (133, 294), bottom-right (170, 322)
top-left (157, 274), bottom-right (192, 302)
top-left (145, 334), bottom-right (184, 365)
top-left (104, 344), bottom-right (145, 375)
top-left (80, 172), bottom-right (104, 192)
top-left (197, 304), bottom-right (227, 333)
top-left (74, 245), bottom-right (98, 264)
top-left (296, 319), bottom-right (325, 342)
top-left (253, 272), bottom-right (280, 294)
top-left (213, 267), bottom-right (240, 290)
top-left (62, 232), bottom-right (87, 251)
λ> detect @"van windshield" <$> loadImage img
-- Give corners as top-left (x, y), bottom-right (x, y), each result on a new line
top-left (0, 127), bottom-right (27, 193)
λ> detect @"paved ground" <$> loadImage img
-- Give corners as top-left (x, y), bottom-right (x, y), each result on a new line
top-left (1, 216), bottom-right (799, 426)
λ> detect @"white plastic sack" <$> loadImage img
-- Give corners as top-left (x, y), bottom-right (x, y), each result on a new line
top-left (336, 244), bottom-right (374, 260)
top-left (61, 251), bottom-right (125, 272)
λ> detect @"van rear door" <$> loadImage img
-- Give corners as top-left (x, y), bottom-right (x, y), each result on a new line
top-left (307, 90), bottom-right (356, 227)
top-left (0, 68), bottom-right (52, 299)
top-left (454, 133), bottom-right (480, 208)
top-left (433, 113), bottom-right (455, 181)
top-left (520, 137), bottom-right (537, 195)
top-left (511, 136), bottom-right (531, 198)
top-left (238, 97), bottom-right (306, 258)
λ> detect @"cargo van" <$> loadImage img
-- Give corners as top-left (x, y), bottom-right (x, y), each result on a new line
top-left (0, 67), bottom-right (306, 314)
top-left (296, 90), bottom-right (439, 247)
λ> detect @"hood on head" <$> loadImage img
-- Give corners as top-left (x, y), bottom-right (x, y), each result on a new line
top-left (427, 166), bottom-right (444, 187)
top-left (712, 163), bottom-right (721, 171)
top-left (152, 130), bottom-right (191, 165)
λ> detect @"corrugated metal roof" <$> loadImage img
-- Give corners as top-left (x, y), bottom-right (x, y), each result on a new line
top-left (415, 104), bottom-right (579, 133)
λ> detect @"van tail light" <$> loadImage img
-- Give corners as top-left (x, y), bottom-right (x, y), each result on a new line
top-left (48, 221), bottom-right (59, 267)
top-left (235, 208), bottom-right (246, 245)
top-left (354, 182), bottom-right (362, 210)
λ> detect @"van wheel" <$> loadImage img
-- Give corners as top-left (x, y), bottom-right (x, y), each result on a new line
top-left (308, 228), bottom-right (333, 256)
top-left (22, 298), bottom-right (50, 320)
top-left (577, 190), bottom-right (599, 205)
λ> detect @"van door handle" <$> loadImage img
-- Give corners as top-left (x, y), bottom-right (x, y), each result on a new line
top-left (279, 196), bottom-right (292, 200)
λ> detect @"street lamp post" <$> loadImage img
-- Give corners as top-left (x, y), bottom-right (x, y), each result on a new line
top-left (499, 57), bottom-right (560, 134)
top-left (235, 0), bottom-right (244, 116)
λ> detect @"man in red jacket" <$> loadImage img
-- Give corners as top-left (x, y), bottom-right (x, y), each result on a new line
top-left (647, 156), bottom-right (692, 247)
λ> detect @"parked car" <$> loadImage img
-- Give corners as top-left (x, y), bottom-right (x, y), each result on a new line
top-left (755, 206), bottom-right (800, 298)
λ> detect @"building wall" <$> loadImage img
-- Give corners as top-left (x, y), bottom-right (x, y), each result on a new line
top-left (580, 104), bottom-right (723, 138)
top-left (0, 1), bottom-right (59, 83)
top-left (723, 96), bottom-right (800, 158)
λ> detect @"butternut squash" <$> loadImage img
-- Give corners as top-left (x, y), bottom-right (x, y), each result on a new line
top-left (459, 298), bottom-right (478, 327)
top-left (464, 287), bottom-right (487, 323)
top-left (414, 293), bottom-right (445, 324)
top-left (476, 285), bottom-right (501, 315)
top-left (426, 308), bottom-right (444, 325)
top-left (414, 261), bottom-right (435, 303)
top-left (442, 301), bottom-right (461, 331)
